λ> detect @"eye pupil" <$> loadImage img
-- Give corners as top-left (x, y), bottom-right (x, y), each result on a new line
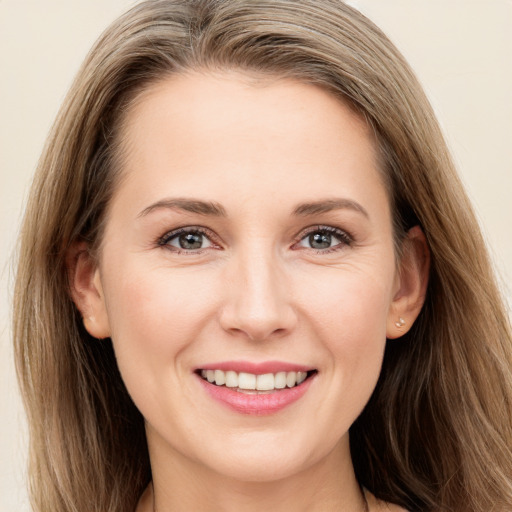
top-left (179, 232), bottom-right (203, 249)
top-left (309, 232), bottom-right (331, 249)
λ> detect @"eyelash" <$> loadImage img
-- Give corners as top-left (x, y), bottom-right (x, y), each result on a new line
top-left (293, 225), bottom-right (354, 254)
top-left (157, 225), bottom-right (353, 254)
top-left (157, 226), bottom-right (219, 255)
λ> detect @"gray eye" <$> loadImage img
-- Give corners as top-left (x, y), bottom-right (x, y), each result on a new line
top-left (309, 232), bottom-right (332, 249)
top-left (298, 230), bottom-right (343, 250)
top-left (169, 231), bottom-right (212, 250)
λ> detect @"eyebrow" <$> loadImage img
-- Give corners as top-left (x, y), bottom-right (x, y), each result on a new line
top-left (137, 197), bottom-right (368, 219)
top-left (138, 198), bottom-right (227, 218)
top-left (293, 198), bottom-right (369, 218)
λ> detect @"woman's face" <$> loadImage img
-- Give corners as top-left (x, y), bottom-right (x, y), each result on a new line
top-left (82, 71), bottom-right (413, 482)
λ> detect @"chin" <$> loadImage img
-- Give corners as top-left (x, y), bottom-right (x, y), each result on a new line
top-left (192, 430), bottom-right (339, 483)
top-left (207, 453), bottom-right (309, 483)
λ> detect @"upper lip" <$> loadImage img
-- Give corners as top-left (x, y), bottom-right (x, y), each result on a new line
top-left (196, 360), bottom-right (315, 374)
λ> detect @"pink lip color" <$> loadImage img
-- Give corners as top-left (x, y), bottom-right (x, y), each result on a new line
top-left (196, 370), bottom-right (315, 416)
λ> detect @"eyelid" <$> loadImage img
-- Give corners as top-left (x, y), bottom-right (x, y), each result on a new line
top-left (156, 224), bottom-right (353, 254)
top-left (157, 225), bottom-right (221, 252)
top-left (292, 225), bottom-right (354, 251)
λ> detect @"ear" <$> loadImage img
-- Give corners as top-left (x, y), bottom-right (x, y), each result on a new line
top-left (66, 241), bottom-right (111, 339)
top-left (387, 226), bottom-right (430, 339)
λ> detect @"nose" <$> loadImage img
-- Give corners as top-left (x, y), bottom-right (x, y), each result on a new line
top-left (218, 248), bottom-right (298, 342)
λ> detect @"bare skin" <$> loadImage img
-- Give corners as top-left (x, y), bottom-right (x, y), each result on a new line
top-left (71, 70), bottom-right (428, 512)
top-left (136, 481), bottom-right (408, 512)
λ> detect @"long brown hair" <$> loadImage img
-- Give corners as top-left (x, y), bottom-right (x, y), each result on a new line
top-left (13, 1), bottom-right (512, 511)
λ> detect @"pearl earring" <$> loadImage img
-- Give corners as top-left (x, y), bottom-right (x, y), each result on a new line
top-left (395, 317), bottom-right (405, 328)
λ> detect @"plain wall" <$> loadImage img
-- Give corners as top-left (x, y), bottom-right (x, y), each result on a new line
top-left (1, 1), bottom-right (510, 510)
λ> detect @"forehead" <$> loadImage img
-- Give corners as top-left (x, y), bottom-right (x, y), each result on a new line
top-left (111, 70), bottom-right (387, 217)
top-left (119, 70), bottom-right (376, 154)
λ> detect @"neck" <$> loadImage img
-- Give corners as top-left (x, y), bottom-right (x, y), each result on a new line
top-left (138, 433), bottom-right (368, 512)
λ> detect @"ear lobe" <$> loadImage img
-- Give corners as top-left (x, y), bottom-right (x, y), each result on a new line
top-left (66, 242), bottom-right (111, 339)
top-left (387, 226), bottom-right (430, 339)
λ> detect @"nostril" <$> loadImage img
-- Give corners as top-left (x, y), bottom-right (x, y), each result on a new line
top-left (218, 310), bottom-right (298, 342)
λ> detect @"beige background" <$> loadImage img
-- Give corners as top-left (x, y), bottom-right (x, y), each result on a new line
top-left (1, 1), bottom-right (510, 510)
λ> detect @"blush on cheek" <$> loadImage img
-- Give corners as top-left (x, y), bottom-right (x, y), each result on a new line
top-left (310, 278), bottom-right (389, 375)
top-left (111, 270), bottom-right (218, 352)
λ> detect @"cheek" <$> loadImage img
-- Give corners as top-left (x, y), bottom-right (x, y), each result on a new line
top-left (298, 263), bottom-right (394, 401)
top-left (101, 261), bottom-right (220, 387)
top-left (302, 262), bottom-right (394, 341)
top-left (328, 286), bottom-right (389, 381)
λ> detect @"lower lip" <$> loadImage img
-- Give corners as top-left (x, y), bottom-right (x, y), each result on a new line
top-left (197, 374), bottom-right (315, 415)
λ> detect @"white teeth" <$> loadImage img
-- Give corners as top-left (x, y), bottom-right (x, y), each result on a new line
top-left (200, 369), bottom-right (312, 390)
top-left (225, 371), bottom-right (238, 388)
top-left (274, 372), bottom-right (287, 389)
top-left (214, 369), bottom-right (225, 386)
top-left (256, 373), bottom-right (274, 391)
top-left (238, 372), bottom-right (256, 390)
top-left (286, 371), bottom-right (297, 388)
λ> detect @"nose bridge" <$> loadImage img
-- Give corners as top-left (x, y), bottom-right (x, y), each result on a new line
top-left (220, 241), bottom-right (296, 341)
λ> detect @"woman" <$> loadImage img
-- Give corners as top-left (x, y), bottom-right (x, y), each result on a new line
top-left (13, 1), bottom-right (512, 511)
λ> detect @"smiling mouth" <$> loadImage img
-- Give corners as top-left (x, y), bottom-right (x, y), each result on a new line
top-left (197, 369), bottom-right (317, 394)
